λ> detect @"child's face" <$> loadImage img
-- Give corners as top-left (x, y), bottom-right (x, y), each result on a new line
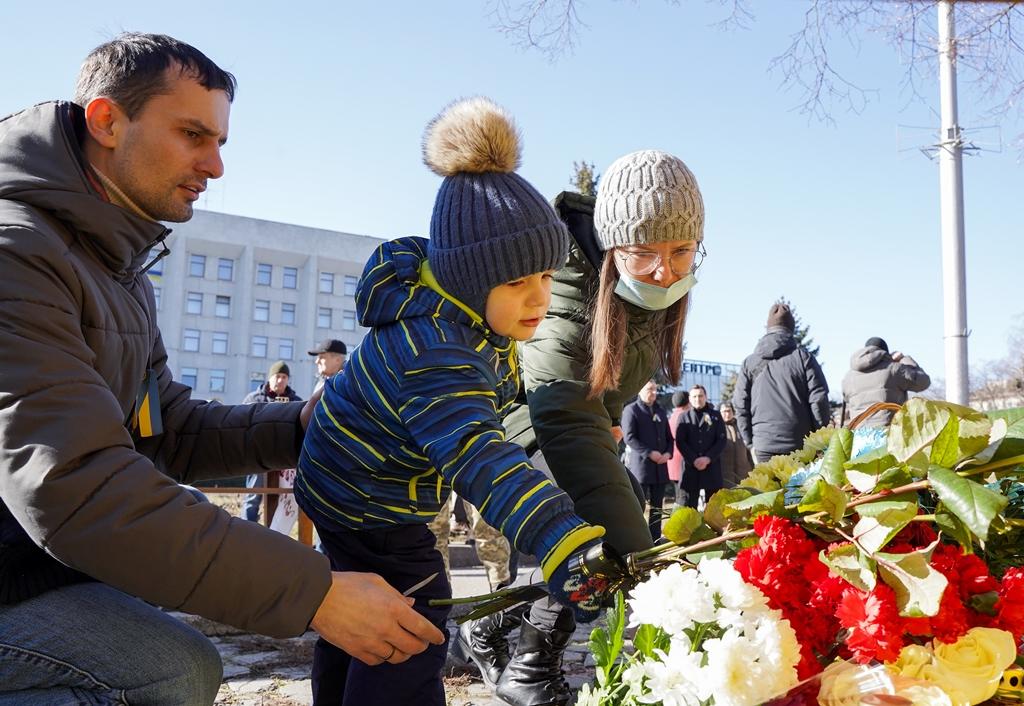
top-left (484, 271), bottom-right (555, 340)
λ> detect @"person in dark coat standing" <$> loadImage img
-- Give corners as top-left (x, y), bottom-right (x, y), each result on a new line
top-left (733, 302), bottom-right (830, 462)
top-left (719, 401), bottom-right (753, 487)
top-left (676, 385), bottom-right (727, 509)
top-left (621, 380), bottom-right (673, 540)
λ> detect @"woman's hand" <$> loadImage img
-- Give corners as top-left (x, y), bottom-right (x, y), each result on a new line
top-left (300, 386), bottom-right (324, 431)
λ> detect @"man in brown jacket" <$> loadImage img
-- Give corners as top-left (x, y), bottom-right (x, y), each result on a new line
top-left (0, 33), bottom-right (442, 704)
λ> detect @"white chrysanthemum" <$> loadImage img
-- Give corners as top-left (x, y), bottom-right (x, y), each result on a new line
top-left (703, 631), bottom-right (767, 706)
top-left (638, 650), bottom-right (708, 706)
top-left (697, 558), bottom-right (771, 623)
top-left (628, 563), bottom-right (715, 634)
top-left (749, 615), bottom-right (802, 690)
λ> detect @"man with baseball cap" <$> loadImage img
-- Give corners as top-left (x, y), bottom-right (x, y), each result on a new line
top-left (308, 338), bottom-right (347, 383)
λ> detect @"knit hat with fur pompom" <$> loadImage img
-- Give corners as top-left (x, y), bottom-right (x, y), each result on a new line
top-left (423, 97), bottom-right (569, 318)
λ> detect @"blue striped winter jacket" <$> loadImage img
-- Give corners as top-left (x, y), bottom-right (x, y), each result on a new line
top-left (295, 237), bottom-right (599, 574)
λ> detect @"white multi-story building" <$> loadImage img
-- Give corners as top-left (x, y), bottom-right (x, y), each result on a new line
top-left (146, 209), bottom-right (385, 402)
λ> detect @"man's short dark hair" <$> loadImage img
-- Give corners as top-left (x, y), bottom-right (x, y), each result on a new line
top-left (74, 32), bottom-right (236, 117)
top-left (690, 384), bottom-right (707, 394)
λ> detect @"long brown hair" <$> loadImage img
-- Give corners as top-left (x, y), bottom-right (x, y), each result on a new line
top-left (586, 255), bottom-right (689, 399)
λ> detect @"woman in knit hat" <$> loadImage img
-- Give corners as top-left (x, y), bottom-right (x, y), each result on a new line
top-left (293, 98), bottom-right (609, 706)
top-left (458, 150), bottom-right (706, 706)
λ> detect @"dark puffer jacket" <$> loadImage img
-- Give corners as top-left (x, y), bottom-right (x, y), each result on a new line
top-left (733, 328), bottom-right (830, 456)
top-left (0, 101), bottom-right (329, 637)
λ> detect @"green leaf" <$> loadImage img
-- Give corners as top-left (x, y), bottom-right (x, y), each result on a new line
top-left (821, 544), bottom-right (876, 592)
top-left (987, 408), bottom-right (1024, 462)
top-left (704, 488), bottom-right (755, 532)
top-left (726, 488), bottom-right (786, 525)
top-left (844, 446), bottom-right (898, 493)
top-left (930, 416), bottom-right (961, 468)
top-left (875, 465), bottom-right (915, 491)
top-left (935, 508), bottom-right (974, 549)
top-left (820, 427), bottom-right (854, 486)
top-left (968, 591), bottom-right (999, 616)
top-left (853, 500), bottom-right (919, 555)
top-left (589, 626), bottom-right (612, 684)
top-left (798, 478), bottom-right (848, 523)
top-left (633, 624), bottom-right (669, 658)
top-left (889, 398), bottom-right (952, 463)
top-left (663, 506), bottom-right (703, 544)
top-left (928, 465), bottom-right (1009, 541)
top-left (876, 540), bottom-right (948, 618)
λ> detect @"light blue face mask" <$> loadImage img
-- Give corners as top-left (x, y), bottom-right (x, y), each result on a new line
top-left (614, 271), bottom-right (697, 311)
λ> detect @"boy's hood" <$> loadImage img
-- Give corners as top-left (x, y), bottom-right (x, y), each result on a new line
top-left (850, 345), bottom-right (891, 372)
top-left (356, 236), bottom-right (503, 341)
top-left (753, 328), bottom-right (797, 360)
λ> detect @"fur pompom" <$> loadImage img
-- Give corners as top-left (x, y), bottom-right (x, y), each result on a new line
top-left (422, 97), bottom-right (521, 176)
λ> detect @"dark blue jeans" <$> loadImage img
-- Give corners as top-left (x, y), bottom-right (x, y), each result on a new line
top-left (312, 523), bottom-right (451, 706)
top-left (0, 583), bottom-right (222, 704)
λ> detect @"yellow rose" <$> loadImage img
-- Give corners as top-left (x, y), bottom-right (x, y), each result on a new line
top-left (890, 645), bottom-right (936, 681)
top-left (929, 627), bottom-right (1017, 705)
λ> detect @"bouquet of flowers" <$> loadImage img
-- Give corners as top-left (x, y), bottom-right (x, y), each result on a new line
top-left (578, 399), bottom-right (1024, 706)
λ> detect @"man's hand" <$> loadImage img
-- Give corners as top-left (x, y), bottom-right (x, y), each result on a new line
top-left (694, 456), bottom-right (710, 471)
top-left (310, 571), bottom-right (445, 665)
top-left (610, 426), bottom-right (623, 444)
top-left (300, 386), bottom-right (324, 431)
top-left (892, 351), bottom-right (904, 362)
top-left (649, 450), bottom-right (667, 464)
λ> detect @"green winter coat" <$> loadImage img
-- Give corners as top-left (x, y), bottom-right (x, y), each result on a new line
top-left (504, 192), bottom-right (669, 555)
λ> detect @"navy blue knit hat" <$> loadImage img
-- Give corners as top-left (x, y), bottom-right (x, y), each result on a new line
top-left (423, 97), bottom-right (569, 317)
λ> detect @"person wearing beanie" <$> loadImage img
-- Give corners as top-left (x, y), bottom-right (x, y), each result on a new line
top-left (449, 149), bottom-right (709, 706)
top-left (239, 361), bottom-right (303, 524)
top-left (293, 97), bottom-right (607, 706)
top-left (733, 301), bottom-right (830, 462)
top-left (842, 337), bottom-right (931, 428)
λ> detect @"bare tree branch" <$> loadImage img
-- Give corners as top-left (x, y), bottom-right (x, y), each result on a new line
top-left (485, 1), bottom-right (1024, 152)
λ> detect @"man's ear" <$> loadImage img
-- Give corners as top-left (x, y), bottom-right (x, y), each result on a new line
top-left (83, 97), bottom-right (127, 149)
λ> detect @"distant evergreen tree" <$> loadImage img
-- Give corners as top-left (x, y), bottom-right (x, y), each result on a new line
top-left (721, 372), bottom-right (739, 406)
top-left (571, 160), bottom-right (599, 197)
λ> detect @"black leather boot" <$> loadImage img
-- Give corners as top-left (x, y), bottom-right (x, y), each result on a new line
top-left (494, 617), bottom-right (572, 706)
top-left (451, 609), bottom-right (523, 688)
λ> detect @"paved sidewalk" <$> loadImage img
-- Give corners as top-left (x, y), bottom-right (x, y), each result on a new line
top-left (186, 544), bottom-right (597, 705)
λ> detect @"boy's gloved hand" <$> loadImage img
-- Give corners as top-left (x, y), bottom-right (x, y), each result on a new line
top-left (542, 527), bottom-right (613, 624)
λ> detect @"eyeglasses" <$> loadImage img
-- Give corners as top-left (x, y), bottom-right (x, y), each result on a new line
top-left (614, 243), bottom-right (706, 278)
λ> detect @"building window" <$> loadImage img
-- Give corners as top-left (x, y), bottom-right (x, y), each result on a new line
top-left (251, 335), bottom-right (268, 358)
top-left (319, 272), bottom-right (334, 294)
top-left (249, 374), bottom-right (265, 393)
top-left (186, 291), bottom-right (203, 315)
top-left (212, 331), bottom-right (228, 355)
top-left (153, 287), bottom-right (162, 310)
top-left (281, 302), bottom-right (296, 325)
top-left (189, 254), bottom-right (206, 278)
top-left (317, 307), bottom-right (332, 329)
top-left (209, 369), bottom-right (226, 393)
top-left (256, 263), bottom-right (272, 286)
top-left (279, 338), bottom-right (294, 360)
top-left (180, 367), bottom-right (198, 389)
top-left (254, 299), bottom-right (270, 322)
top-left (342, 310), bottom-right (357, 331)
top-left (215, 295), bottom-right (231, 318)
top-left (343, 275), bottom-right (358, 297)
top-left (283, 267), bottom-right (298, 289)
top-left (183, 328), bottom-right (201, 352)
top-left (217, 258), bottom-right (234, 281)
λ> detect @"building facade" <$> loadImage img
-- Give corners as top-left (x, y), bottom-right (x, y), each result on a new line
top-left (662, 359), bottom-right (741, 409)
top-left (146, 210), bottom-right (384, 402)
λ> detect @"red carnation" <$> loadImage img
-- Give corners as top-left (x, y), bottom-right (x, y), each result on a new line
top-left (836, 583), bottom-right (905, 663)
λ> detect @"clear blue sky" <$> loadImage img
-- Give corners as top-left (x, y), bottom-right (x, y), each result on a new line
top-left (3, 1), bottom-right (1021, 397)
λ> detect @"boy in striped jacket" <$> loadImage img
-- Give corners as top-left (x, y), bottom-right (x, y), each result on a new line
top-left (294, 98), bottom-right (607, 706)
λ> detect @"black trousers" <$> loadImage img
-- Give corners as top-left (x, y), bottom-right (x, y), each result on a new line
top-left (680, 468), bottom-right (723, 509)
top-left (312, 523), bottom-right (451, 706)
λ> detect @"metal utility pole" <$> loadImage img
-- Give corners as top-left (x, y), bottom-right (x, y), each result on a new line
top-left (937, 0), bottom-right (969, 405)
